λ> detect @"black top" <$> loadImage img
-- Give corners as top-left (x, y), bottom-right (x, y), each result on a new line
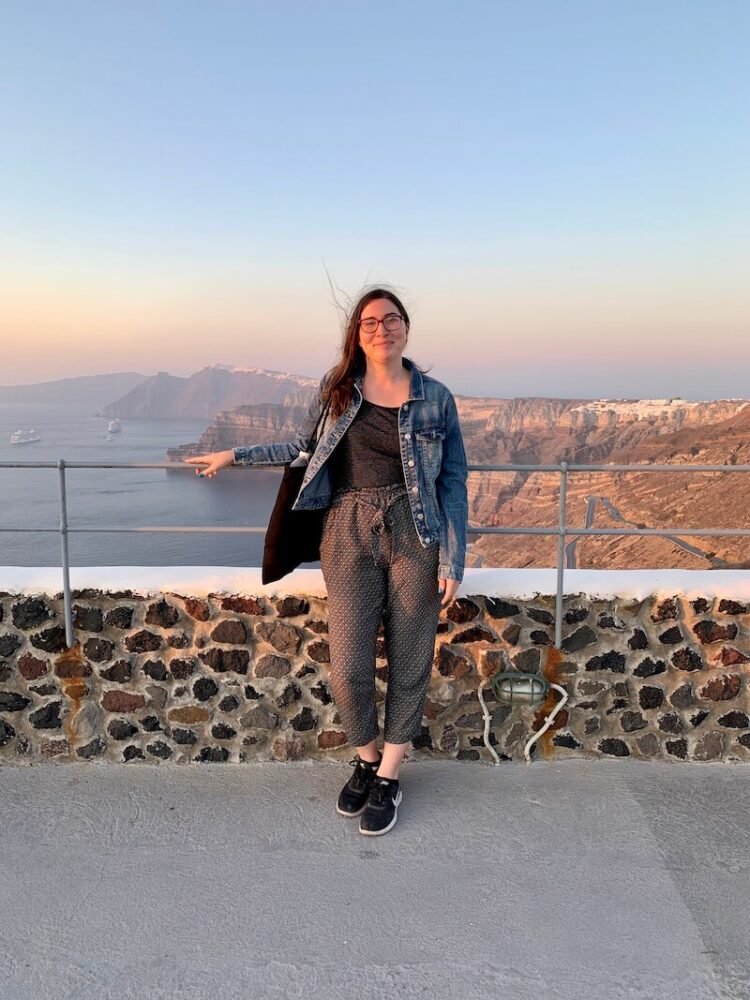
top-left (328, 398), bottom-right (405, 490)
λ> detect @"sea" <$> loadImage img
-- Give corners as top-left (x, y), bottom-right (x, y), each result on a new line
top-left (0, 402), bottom-right (291, 569)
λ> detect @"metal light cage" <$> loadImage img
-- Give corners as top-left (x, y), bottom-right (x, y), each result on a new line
top-left (490, 670), bottom-right (549, 705)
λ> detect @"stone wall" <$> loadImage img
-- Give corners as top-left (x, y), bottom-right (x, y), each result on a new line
top-left (1, 587), bottom-right (749, 764)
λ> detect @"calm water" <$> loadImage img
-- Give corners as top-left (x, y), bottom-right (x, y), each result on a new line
top-left (0, 403), bottom-right (289, 567)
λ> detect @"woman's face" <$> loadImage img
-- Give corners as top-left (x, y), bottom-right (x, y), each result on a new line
top-left (357, 297), bottom-right (408, 364)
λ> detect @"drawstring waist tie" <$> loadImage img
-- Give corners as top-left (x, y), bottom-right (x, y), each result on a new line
top-left (329, 483), bottom-right (409, 569)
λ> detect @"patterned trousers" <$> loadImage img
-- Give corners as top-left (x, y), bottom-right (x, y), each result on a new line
top-left (319, 481), bottom-right (442, 746)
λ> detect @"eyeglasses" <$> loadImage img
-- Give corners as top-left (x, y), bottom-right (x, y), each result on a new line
top-left (359, 313), bottom-right (403, 335)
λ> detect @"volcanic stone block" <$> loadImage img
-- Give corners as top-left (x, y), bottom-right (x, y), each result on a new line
top-left (12, 597), bottom-right (53, 630)
top-left (198, 648), bottom-right (250, 674)
top-left (29, 627), bottom-right (67, 653)
top-left (561, 626), bottom-right (597, 652)
top-left (210, 619), bottom-right (248, 645)
top-left (700, 674), bottom-right (741, 702)
top-left (124, 630), bottom-right (163, 653)
top-left (72, 606), bottom-right (104, 632)
top-left (145, 599), bottom-right (180, 628)
top-left (254, 654), bottom-right (291, 679)
top-left (693, 620), bottom-right (738, 644)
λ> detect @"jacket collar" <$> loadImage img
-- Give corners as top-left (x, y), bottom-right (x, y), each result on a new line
top-left (352, 353), bottom-right (425, 401)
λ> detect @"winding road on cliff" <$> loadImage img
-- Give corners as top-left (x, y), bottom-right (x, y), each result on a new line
top-left (565, 496), bottom-right (715, 569)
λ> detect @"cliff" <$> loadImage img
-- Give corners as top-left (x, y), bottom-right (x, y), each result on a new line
top-left (165, 402), bottom-right (312, 461)
top-left (103, 364), bottom-right (319, 419)
top-left (465, 398), bottom-right (750, 573)
top-left (457, 396), bottom-right (750, 466)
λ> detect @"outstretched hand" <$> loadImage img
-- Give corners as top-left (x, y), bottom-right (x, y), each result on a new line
top-left (438, 577), bottom-right (460, 607)
top-left (183, 450), bottom-right (234, 479)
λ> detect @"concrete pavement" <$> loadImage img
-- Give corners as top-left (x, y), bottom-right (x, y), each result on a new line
top-left (1, 757), bottom-right (748, 1000)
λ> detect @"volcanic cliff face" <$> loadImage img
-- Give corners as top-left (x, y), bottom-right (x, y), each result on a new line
top-left (166, 388), bottom-right (750, 469)
top-left (103, 364), bottom-right (319, 419)
top-left (461, 397), bottom-right (750, 572)
top-left (165, 403), bottom-right (312, 462)
top-left (456, 396), bottom-right (750, 467)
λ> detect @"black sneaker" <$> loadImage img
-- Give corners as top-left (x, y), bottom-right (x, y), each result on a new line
top-left (358, 776), bottom-right (403, 836)
top-left (336, 753), bottom-right (382, 817)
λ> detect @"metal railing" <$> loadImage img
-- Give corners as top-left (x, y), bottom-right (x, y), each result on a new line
top-left (2, 458), bottom-right (750, 649)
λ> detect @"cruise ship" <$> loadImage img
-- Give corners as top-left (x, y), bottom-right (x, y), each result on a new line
top-left (9, 427), bottom-right (41, 445)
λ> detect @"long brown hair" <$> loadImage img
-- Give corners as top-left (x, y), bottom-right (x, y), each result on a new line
top-left (322, 285), bottom-right (431, 419)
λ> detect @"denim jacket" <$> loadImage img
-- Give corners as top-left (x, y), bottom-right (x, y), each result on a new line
top-left (232, 355), bottom-right (469, 581)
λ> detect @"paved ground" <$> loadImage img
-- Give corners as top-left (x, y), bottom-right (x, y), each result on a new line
top-left (1, 757), bottom-right (749, 1000)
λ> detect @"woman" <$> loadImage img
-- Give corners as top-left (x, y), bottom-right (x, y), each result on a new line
top-left (185, 286), bottom-right (469, 836)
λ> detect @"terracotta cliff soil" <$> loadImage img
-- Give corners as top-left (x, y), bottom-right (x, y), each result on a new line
top-left (468, 403), bottom-right (750, 571)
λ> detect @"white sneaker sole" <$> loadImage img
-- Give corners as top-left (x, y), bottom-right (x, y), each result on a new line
top-left (358, 789), bottom-right (403, 836)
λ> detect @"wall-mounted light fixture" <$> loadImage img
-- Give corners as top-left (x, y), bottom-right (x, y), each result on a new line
top-left (491, 670), bottom-right (549, 705)
top-left (477, 663), bottom-right (569, 765)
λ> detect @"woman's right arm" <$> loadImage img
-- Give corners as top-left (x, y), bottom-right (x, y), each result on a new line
top-left (183, 372), bottom-right (329, 477)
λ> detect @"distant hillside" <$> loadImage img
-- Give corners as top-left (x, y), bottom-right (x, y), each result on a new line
top-left (102, 364), bottom-right (319, 419)
top-left (0, 372), bottom-right (148, 408)
top-left (462, 395), bottom-right (750, 465)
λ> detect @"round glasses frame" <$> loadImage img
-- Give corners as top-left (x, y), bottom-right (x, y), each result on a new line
top-left (359, 314), bottom-right (404, 335)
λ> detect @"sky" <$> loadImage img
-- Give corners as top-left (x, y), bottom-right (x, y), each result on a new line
top-left (1, 0), bottom-right (748, 399)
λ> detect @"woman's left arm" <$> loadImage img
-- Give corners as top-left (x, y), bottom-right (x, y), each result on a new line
top-left (435, 390), bottom-right (469, 591)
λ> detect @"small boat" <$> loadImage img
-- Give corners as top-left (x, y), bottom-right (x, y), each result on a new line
top-left (107, 418), bottom-right (122, 434)
top-left (10, 427), bottom-right (41, 445)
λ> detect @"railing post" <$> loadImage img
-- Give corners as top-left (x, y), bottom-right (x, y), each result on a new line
top-left (57, 459), bottom-right (74, 648)
top-left (555, 461), bottom-right (568, 648)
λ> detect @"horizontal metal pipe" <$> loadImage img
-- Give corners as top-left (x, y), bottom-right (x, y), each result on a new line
top-left (467, 464), bottom-right (750, 475)
top-left (1, 525), bottom-right (748, 538)
top-left (534, 463), bottom-right (750, 473)
top-left (0, 526), bottom-right (268, 533)
top-left (467, 527), bottom-right (750, 537)
top-left (1, 461), bottom-right (203, 469)
top-left (465, 464), bottom-right (750, 473)
top-left (4, 460), bottom-right (750, 473)
top-left (2, 461), bottom-right (749, 542)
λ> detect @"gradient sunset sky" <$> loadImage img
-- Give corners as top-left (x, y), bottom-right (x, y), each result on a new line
top-left (1, 0), bottom-right (748, 398)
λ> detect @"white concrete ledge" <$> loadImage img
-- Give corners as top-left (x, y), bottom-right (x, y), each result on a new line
top-left (1, 566), bottom-right (750, 600)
